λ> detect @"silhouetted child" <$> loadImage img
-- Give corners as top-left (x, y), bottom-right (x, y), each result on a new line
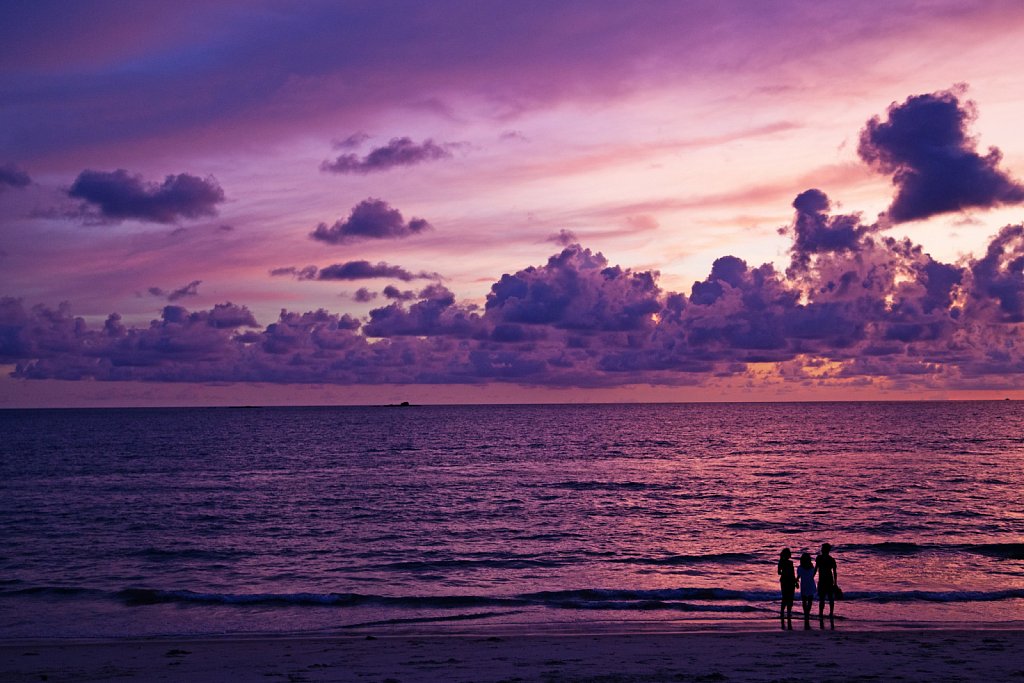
top-left (777, 548), bottom-right (796, 629)
top-left (796, 551), bottom-right (816, 628)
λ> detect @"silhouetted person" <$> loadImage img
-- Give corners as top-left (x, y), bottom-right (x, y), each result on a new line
top-left (777, 548), bottom-right (796, 629)
top-left (816, 542), bottom-right (837, 628)
top-left (796, 551), bottom-right (816, 628)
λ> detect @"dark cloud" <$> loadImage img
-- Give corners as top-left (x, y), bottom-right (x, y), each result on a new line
top-left (859, 88), bottom-right (1024, 222)
top-left (2, 299), bottom-right (257, 380)
top-left (0, 163), bottom-right (31, 191)
top-left (310, 198), bottom-right (431, 245)
top-left (318, 261), bottom-right (437, 282)
top-left (321, 137), bottom-right (453, 174)
top-left (364, 284), bottom-right (483, 338)
top-left (167, 302), bottom-right (258, 329)
top-left (787, 189), bottom-right (872, 272)
top-left (270, 265), bottom-right (318, 280)
top-left (548, 229), bottom-right (579, 246)
top-left (485, 244), bottom-right (660, 332)
top-left (272, 261), bottom-right (438, 282)
top-left (968, 224), bottom-right (1024, 322)
top-left (353, 287), bottom-right (378, 303)
top-left (383, 285), bottom-right (417, 301)
top-left (148, 280), bottom-right (202, 302)
top-left (67, 169), bottom-right (225, 223)
top-left (332, 132), bottom-right (370, 150)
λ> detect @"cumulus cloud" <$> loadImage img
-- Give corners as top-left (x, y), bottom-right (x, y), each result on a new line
top-left (320, 137), bottom-right (453, 174)
top-left (968, 224), bottom-right (1024, 322)
top-left (148, 280), bottom-right (202, 302)
top-left (485, 244), bottom-right (660, 332)
top-left (0, 163), bottom-right (31, 191)
top-left (383, 285), bottom-right (417, 301)
top-left (364, 284), bottom-right (483, 338)
top-left (310, 198), bottom-right (431, 244)
top-left (67, 169), bottom-right (225, 223)
top-left (353, 287), bottom-right (378, 303)
top-left (1, 299), bottom-right (258, 380)
top-left (786, 189), bottom-right (873, 272)
top-left (859, 87), bottom-right (1024, 222)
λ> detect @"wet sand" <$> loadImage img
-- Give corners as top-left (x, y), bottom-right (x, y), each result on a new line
top-left (2, 628), bottom-right (1022, 681)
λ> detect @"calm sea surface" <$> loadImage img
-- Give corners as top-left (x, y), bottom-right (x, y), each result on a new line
top-left (1, 402), bottom-right (1023, 638)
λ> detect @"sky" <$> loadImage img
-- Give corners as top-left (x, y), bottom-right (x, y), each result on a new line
top-left (3, 0), bottom-right (1024, 407)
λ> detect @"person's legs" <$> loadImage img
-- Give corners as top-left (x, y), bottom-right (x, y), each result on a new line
top-left (818, 586), bottom-right (833, 617)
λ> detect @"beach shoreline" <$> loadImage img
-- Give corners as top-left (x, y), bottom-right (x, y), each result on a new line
top-left (3, 627), bottom-right (1022, 682)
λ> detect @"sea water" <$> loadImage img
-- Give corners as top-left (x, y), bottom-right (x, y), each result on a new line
top-left (1, 402), bottom-right (1023, 638)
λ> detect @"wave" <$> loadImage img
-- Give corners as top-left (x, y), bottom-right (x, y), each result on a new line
top-left (964, 543), bottom-right (1024, 559)
top-left (114, 588), bottom-right (526, 608)
top-left (343, 610), bottom-right (522, 628)
top-left (612, 552), bottom-right (757, 566)
top-left (131, 547), bottom-right (255, 561)
top-left (724, 521), bottom-right (776, 531)
top-left (843, 541), bottom-right (1024, 559)
top-left (6, 585), bottom-right (1024, 610)
top-left (545, 481), bottom-right (675, 492)
top-left (519, 588), bottom-right (776, 603)
top-left (369, 557), bottom-right (568, 571)
top-left (0, 586), bottom-right (106, 598)
top-left (843, 541), bottom-right (928, 554)
top-left (850, 589), bottom-right (1024, 603)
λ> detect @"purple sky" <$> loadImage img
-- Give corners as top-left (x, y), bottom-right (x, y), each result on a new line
top-left (4, 1), bottom-right (1024, 406)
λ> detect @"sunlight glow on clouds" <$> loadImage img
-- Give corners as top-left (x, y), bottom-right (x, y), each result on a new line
top-left (3, 1), bottom-right (1024, 405)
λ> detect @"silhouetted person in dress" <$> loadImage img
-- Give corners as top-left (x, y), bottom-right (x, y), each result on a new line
top-left (796, 551), bottom-right (816, 629)
top-left (777, 548), bottom-right (796, 629)
top-left (816, 542), bottom-right (837, 628)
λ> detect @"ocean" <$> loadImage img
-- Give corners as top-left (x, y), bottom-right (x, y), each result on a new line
top-left (1, 402), bottom-right (1023, 639)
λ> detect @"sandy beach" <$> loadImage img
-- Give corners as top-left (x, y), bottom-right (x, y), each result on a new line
top-left (2, 629), bottom-right (1022, 682)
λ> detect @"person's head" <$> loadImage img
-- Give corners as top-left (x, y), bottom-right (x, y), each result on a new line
top-left (780, 548), bottom-right (791, 561)
top-left (800, 552), bottom-right (813, 568)
top-left (821, 542), bottom-right (832, 555)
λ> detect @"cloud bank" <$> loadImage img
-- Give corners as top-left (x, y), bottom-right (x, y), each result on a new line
top-left (4, 213), bottom-right (1024, 388)
top-left (5, 87), bottom-right (1024, 391)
